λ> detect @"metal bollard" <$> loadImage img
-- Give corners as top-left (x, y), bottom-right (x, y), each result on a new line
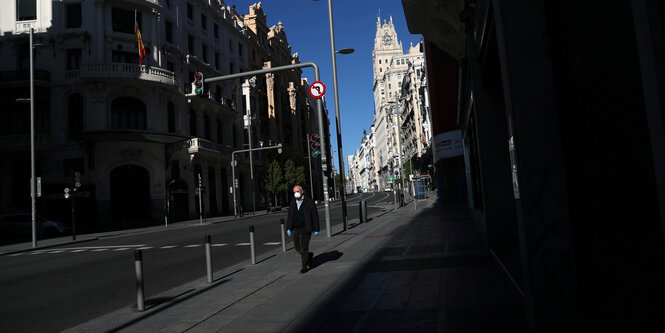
top-left (205, 235), bottom-right (213, 283)
top-left (361, 200), bottom-right (368, 223)
top-left (280, 218), bottom-right (286, 252)
top-left (135, 250), bottom-right (144, 311)
top-left (249, 225), bottom-right (256, 265)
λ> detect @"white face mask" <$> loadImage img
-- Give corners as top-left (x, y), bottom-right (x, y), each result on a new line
top-left (294, 192), bottom-right (302, 199)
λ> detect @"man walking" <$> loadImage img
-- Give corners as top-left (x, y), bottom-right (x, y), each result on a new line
top-left (286, 185), bottom-right (320, 273)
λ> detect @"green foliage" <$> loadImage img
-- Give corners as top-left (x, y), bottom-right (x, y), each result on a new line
top-left (403, 160), bottom-right (412, 179)
top-left (296, 166), bottom-right (307, 190)
top-left (265, 160), bottom-right (284, 206)
top-left (284, 159), bottom-right (297, 190)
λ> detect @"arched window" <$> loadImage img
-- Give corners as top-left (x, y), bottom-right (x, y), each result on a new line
top-left (111, 97), bottom-right (146, 129)
top-left (68, 94), bottom-right (84, 132)
top-left (167, 102), bottom-right (175, 133)
top-left (189, 109), bottom-right (197, 136)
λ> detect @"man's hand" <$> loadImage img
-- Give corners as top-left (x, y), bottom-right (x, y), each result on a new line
top-left (314, 231), bottom-right (319, 236)
top-left (287, 230), bottom-right (292, 236)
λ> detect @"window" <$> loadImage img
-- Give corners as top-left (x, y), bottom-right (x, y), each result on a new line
top-left (201, 14), bottom-right (207, 30)
top-left (398, 82), bottom-right (402, 87)
top-left (16, 0), bottom-right (36, 21)
top-left (214, 52), bottom-right (220, 70)
top-left (238, 43), bottom-right (242, 56)
top-left (416, 69), bottom-right (421, 77)
top-left (388, 84), bottom-right (391, 89)
top-left (112, 51), bottom-right (138, 64)
top-left (166, 61), bottom-right (175, 72)
top-left (188, 35), bottom-right (194, 54)
top-left (66, 49), bottom-right (81, 70)
top-left (202, 44), bottom-right (208, 62)
top-left (401, 59), bottom-right (405, 64)
top-left (216, 119), bottom-right (222, 143)
top-left (189, 109), bottom-right (197, 136)
top-left (230, 62), bottom-right (235, 73)
top-left (67, 94), bottom-right (84, 132)
top-left (229, 40), bottom-right (233, 53)
top-left (213, 23), bottom-right (219, 39)
top-left (204, 115), bottom-right (210, 140)
top-left (167, 102), bottom-right (175, 132)
top-left (381, 89), bottom-right (384, 95)
top-left (112, 8), bottom-right (140, 34)
top-left (186, 2), bottom-right (193, 20)
top-left (66, 3), bottom-right (82, 28)
top-left (398, 74), bottom-right (401, 79)
top-left (379, 59), bottom-right (381, 64)
top-left (165, 20), bottom-right (173, 43)
top-left (379, 68), bottom-right (382, 72)
top-left (111, 97), bottom-right (146, 129)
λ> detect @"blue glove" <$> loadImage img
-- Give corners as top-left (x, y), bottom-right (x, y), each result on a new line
top-left (314, 232), bottom-right (319, 236)
top-left (287, 230), bottom-right (292, 236)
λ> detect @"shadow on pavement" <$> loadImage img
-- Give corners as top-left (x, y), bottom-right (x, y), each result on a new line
top-left (311, 250), bottom-right (343, 269)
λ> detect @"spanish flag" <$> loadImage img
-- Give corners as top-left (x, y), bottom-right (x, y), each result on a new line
top-left (136, 18), bottom-right (146, 66)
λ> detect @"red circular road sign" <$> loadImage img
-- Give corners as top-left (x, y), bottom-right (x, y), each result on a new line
top-left (308, 81), bottom-right (326, 99)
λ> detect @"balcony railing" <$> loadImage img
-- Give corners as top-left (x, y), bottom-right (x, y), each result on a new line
top-left (79, 63), bottom-right (175, 85)
top-left (0, 69), bottom-right (50, 82)
top-left (0, 133), bottom-right (51, 148)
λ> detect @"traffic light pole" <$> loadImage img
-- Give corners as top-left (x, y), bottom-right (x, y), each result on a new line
top-left (231, 144), bottom-right (283, 218)
top-left (204, 63), bottom-right (332, 236)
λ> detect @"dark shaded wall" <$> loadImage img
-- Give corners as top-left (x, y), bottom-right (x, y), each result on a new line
top-left (546, 0), bottom-right (665, 330)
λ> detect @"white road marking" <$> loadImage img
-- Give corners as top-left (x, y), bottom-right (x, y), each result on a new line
top-left (212, 243), bottom-right (227, 247)
top-left (47, 250), bottom-right (64, 254)
top-left (7, 253), bottom-right (24, 257)
top-left (70, 249), bottom-right (86, 253)
top-left (91, 249), bottom-right (108, 252)
top-left (264, 242), bottom-right (281, 246)
top-left (184, 244), bottom-right (202, 248)
top-left (47, 245), bottom-right (147, 251)
top-left (137, 247), bottom-right (153, 250)
top-left (235, 243), bottom-right (251, 246)
top-left (160, 245), bottom-right (177, 249)
top-left (112, 248), bottom-right (130, 251)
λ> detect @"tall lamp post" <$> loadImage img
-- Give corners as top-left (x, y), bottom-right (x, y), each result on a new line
top-left (314, 0), bottom-right (353, 230)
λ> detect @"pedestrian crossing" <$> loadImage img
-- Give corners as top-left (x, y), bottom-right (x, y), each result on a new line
top-left (6, 241), bottom-right (284, 257)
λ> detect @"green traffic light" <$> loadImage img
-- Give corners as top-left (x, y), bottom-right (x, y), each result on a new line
top-left (312, 151), bottom-right (319, 157)
top-left (390, 177), bottom-right (393, 181)
top-left (195, 88), bottom-right (202, 95)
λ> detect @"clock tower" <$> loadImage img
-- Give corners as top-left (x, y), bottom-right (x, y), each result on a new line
top-left (372, 15), bottom-right (402, 82)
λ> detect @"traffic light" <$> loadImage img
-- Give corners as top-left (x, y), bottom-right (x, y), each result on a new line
top-left (310, 134), bottom-right (320, 158)
top-left (192, 72), bottom-right (204, 96)
top-left (394, 169), bottom-right (400, 179)
top-left (74, 171), bottom-right (81, 189)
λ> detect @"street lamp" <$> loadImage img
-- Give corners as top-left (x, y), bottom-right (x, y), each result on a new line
top-left (314, 0), bottom-right (353, 230)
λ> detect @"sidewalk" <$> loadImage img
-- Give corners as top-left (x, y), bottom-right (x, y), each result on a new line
top-left (59, 194), bottom-right (526, 332)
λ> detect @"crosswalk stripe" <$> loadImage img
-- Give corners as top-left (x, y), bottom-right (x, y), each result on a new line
top-left (184, 244), bottom-right (202, 248)
top-left (160, 245), bottom-right (177, 249)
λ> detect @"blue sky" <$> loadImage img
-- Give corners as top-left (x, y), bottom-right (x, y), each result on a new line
top-left (230, 0), bottom-right (422, 173)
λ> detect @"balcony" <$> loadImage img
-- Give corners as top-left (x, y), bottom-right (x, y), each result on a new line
top-left (0, 70), bottom-right (50, 83)
top-left (0, 133), bottom-right (51, 151)
top-left (78, 63), bottom-right (175, 85)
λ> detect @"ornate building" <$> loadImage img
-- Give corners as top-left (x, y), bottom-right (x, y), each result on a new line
top-left (0, 0), bottom-right (323, 231)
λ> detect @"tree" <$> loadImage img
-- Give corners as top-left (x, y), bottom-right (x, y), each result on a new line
top-left (296, 166), bottom-right (307, 191)
top-left (265, 160), bottom-right (285, 207)
top-left (284, 159), bottom-right (297, 198)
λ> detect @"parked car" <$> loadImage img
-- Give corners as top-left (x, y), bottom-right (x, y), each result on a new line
top-left (0, 213), bottom-right (71, 239)
top-left (384, 188), bottom-right (393, 192)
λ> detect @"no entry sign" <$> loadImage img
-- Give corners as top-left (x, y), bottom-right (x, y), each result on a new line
top-left (309, 81), bottom-right (326, 99)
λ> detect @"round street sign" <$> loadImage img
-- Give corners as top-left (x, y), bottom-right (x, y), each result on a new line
top-left (308, 81), bottom-right (326, 99)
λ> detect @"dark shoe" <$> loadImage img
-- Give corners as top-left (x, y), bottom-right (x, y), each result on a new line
top-left (307, 252), bottom-right (313, 267)
top-left (300, 266), bottom-right (309, 274)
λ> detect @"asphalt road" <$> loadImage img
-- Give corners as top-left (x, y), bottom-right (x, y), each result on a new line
top-left (0, 192), bottom-right (395, 333)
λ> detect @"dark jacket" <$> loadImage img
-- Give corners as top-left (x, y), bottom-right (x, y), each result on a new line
top-left (286, 196), bottom-right (320, 233)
